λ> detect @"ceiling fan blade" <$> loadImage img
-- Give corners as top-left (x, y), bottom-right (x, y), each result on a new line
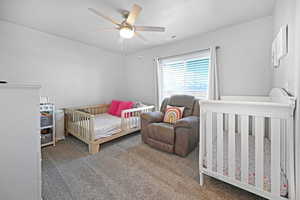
top-left (135, 32), bottom-right (148, 42)
top-left (88, 8), bottom-right (120, 25)
top-left (135, 26), bottom-right (166, 32)
top-left (126, 4), bottom-right (142, 25)
top-left (98, 27), bottom-right (119, 32)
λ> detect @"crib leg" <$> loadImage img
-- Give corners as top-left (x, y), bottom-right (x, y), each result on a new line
top-left (199, 172), bottom-right (204, 186)
top-left (89, 143), bottom-right (100, 154)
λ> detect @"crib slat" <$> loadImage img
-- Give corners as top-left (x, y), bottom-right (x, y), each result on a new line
top-left (287, 118), bottom-right (296, 200)
top-left (255, 117), bottom-right (264, 189)
top-left (206, 111), bottom-right (213, 171)
top-left (84, 116), bottom-right (86, 138)
top-left (280, 120), bottom-right (286, 172)
top-left (134, 111), bottom-right (136, 128)
top-left (81, 116), bottom-right (87, 138)
top-left (271, 118), bottom-right (281, 195)
top-left (138, 111), bottom-right (142, 128)
top-left (199, 109), bottom-right (206, 186)
top-left (228, 114), bottom-right (235, 178)
top-left (217, 113), bottom-right (223, 174)
top-left (76, 114), bottom-right (79, 137)
top-left (135, 111), bottom-right (138, 128)
top-left (241, 115), bottom-right (249, 184)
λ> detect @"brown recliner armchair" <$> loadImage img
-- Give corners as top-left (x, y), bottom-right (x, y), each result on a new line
top-left (140, 95), bottom-right (199, 157)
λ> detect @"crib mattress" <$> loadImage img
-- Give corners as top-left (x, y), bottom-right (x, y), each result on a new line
top-left (71, 113), bottom-right (121, 139)
top-left (203, 132), bottom-right (288, 197)
top-left (93, 113), bottom-right (122, 139)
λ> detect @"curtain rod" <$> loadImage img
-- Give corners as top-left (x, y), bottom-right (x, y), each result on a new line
top-left (156, 46), bottom-right (220, 61)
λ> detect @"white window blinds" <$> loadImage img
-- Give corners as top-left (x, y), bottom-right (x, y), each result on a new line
top-left (158, 50), bottom-right (210, 102)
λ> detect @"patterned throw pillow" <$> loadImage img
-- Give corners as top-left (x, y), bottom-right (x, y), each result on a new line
top-left (163, 105), bottom-right (185, 124)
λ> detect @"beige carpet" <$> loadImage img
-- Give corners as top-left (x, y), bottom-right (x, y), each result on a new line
top-left (42, 133), bottom-right (264, 200)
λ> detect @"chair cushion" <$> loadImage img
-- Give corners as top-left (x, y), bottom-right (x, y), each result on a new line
top-left (160, 97), bottom-right (170, 113)
top-left (147, 123), bottom-right (175, 145)
top-left (163, 105), bottom-right (184, 124)
top-left (169, 95), bottom-right (195, 117)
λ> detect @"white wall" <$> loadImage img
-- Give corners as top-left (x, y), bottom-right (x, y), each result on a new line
top-left (0, 16), bottom-right (275, 109)
top-left (0, 20), bottom-right (123, 108)
top-left (293, 0), bottom-right (300, 198)
top-left (273, 1), bottom-right (300, 198)
top-left (272, 0), bottom-right (296, 94)
top-left (122, 16), bottom-right (273, 105)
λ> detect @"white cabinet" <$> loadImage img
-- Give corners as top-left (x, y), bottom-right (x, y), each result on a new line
top-left (0, 83), bottom-right (41, 200)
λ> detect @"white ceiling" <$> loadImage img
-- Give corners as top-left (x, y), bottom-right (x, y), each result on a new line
top-left (0, 0), bottom-right (275, 53)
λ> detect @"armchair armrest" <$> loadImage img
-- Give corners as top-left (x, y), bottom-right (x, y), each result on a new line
top-left (141, 111), bottom-right (164, 123)
top-left (174, 116), bottom-right (199, 157)
top-left (174, 116), bottom-right (199, 129)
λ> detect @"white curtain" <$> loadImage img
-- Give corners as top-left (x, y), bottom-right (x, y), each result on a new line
top-left (208, 47), bottom-right (220, 100)
top-left (208, 47), bottom-right (220, 145)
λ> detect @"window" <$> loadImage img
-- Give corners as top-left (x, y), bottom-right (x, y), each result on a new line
top-left (157, 51), bottom-right (210, 103)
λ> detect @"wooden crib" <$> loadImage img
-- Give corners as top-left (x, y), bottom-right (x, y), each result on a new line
top-left (199, 88), bottom-right (296, 200)
top-left (65, 104), bottom-right (154, 154)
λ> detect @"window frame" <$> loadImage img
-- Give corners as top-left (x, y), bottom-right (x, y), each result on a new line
top-left (156, 51), bottom-right (210, 106)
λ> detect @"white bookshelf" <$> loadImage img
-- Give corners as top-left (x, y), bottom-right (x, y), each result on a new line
top-left (40, 103), bottom-right (56, 147)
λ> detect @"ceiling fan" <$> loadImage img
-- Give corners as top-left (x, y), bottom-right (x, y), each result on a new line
top-left (88, 4), bottom-right (166, 41)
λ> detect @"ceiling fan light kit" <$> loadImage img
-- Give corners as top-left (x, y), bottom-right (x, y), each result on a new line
top-left (120, 26), bottom-right (135, 39)
top-left (88, 4), bottom-right (166, 41)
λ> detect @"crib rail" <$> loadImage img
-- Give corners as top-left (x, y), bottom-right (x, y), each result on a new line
top-left (200, 100), bottom-right (294, 118)
top-left (64, 109), bottom-right (95, 142)
top-left (199, 99), bottom-right (295, 200)
top-left (121, 106), bottom-right (155, 130)
top-left (65, 105), bottom-right (155, 143)
top-left (65, 104), bottom-right (154, 154)
top-left (74, 104), bottom-right (110, 115)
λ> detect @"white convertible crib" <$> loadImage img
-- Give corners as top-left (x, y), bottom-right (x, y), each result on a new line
top-left (199, 88), bottom-right (296, 200)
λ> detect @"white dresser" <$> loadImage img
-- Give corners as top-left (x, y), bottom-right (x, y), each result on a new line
top-left (0, 83), bottom-right (41, 200)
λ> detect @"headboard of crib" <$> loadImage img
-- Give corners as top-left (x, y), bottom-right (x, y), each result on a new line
top-left (269, 88), bottom-right (296, 105)
top-left (220, 88), bottom-right (295, 107)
